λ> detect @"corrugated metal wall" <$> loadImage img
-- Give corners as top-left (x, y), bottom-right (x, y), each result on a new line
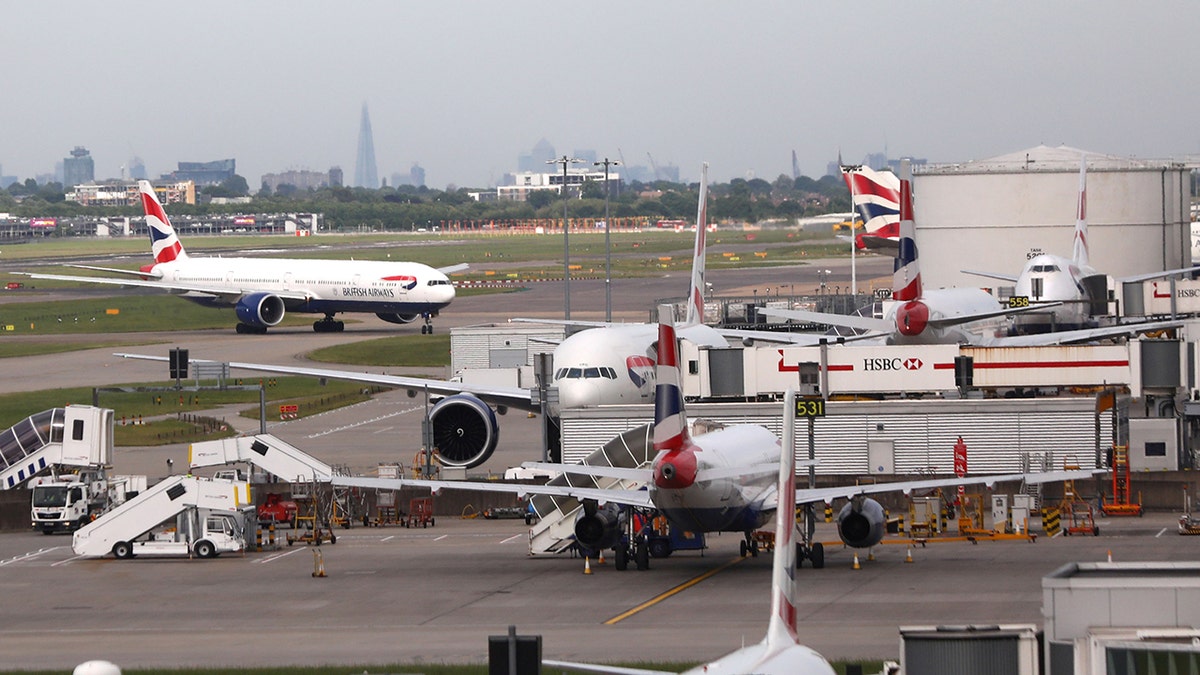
top-left (561, 397), bottom-right (1106, 473)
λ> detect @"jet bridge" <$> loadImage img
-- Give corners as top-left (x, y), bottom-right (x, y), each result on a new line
top-left (188, 434), bottom-right (333, 482)
top-left (0, 406), bottom-right (113, 489)
top-left (72, 475), bottom-right (249, 558)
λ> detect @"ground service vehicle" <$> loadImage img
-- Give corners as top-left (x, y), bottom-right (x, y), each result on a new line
top-left (31, 471), bottom-right (109, 534)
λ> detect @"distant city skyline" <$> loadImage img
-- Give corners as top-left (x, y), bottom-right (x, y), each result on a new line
top-left (2, 3), bottom-right (1198, 190)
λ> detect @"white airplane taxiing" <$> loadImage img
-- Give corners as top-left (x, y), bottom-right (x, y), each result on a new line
top-left (760, 160), bottom-right (1188, 347)
top-left (964, 155), bottom-right (1200, 333)
top-left (22, 180), bottom-right (463, 334)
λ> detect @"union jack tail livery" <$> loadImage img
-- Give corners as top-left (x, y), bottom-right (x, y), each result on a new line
top-left (652, 304), bottom-right (689, 454)
top-left (765, 390), bottom-right (801, 648)
top-left (684, 163), bottom-right (709, 327)
top-left (892, 160), bottom-right (921, 302)
top-left (1072, 155), bottom-right (1089, 269)
top-left (842, 165), bottom-right (901, 250)
top-left (140, 180), bottom-right (187, 265)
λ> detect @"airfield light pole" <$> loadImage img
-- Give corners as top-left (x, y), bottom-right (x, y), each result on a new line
top-left (548, 156), bottom-right (582, 320)
top-left (594, 157), bottom-right (621, 322)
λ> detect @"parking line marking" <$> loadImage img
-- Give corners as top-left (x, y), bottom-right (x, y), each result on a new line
top-left (253, 548), bottom-right (305, 564)
top-left (499, 534), bottom-right (522, 544)
top-left (0, 547), bottom-right (63, 567)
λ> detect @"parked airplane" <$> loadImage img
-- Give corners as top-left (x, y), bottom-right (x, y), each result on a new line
top-left (760, 160), bottom-right (1187, 346)
top-left (541, 389), bottom-right (838, 675)
top-left (22, 180), bottom-right (463, 334)
top-left (330, 304), bottom-right (1099, 571)
top-left (964, 156), bottom-right (1200, 333)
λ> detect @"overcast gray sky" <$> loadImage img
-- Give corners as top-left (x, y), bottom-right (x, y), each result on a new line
top-left (2, 1), bottom-right (1196, 189)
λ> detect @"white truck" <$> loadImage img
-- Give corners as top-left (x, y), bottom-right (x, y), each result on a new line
top-left (31, 472), bottom-right (147, 535)
top-left (73, 475), bottom-right (250, 559)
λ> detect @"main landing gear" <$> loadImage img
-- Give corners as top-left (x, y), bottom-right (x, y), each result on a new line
top-left (420, 313), bottom-right (434, 334)
top-left (235, 323), bottom-right (268, 335)
top-left (313, 315), bottom-right (345, 333)
top-left (796, 504), bottom-right (825, 569)
top-left (739, 531), bottom-right (760, 558)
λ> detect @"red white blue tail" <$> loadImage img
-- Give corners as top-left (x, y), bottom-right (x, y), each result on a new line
top-left (765, 390), bottom-right (800, 649)
top-left (892, 160), bottom-right (921, 301)
top-left (139, 180), bottom-right (187, 264)
top-left (653, 304), bottom-right (689, 454)
top-left (684, 163), bottom-right (709, 327)
top-left (1072, 155), bottom-right (1089, 269)
top-left (842, 165), bottom-right (901, 250)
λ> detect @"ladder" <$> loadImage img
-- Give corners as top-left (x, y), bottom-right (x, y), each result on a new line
top-left (1101, 445), bottom-right (1143, 516)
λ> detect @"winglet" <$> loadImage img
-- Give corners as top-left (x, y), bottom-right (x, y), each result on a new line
top-left (892, 159), bottom-right (921, 301)
top-left (684, 163), bottom-right (709, 327)
top-left (139, 180), bottom-right (187, 264)
top-left (765, 389), bottom-right (800, 648)
top-left (1072, 154), bottom-right (1089, 268)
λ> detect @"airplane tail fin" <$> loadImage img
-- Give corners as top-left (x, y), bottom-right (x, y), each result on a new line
top-left (683, 163), bottom-right (709, 327)
top-left (765, 389), bottom-right (801, 648)
top-left (1072, 155), bottom-right (1089, 268)
top-left (842, 165), bottom-right (901, 250)
top-left (139, 180), bottom-right (187, 264)
top-left (653, 304), bottom-right (690, 453)
top-left (892, 159), bottom-right (921, 301)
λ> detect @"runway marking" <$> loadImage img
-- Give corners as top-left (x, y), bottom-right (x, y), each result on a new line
top-left (253, 548), bottom-right (305, 564)
top-left (434, 534), bottom-right (449, 542)
top-left (381, 535), bottom-right (396, 542)
top-left (499, 534), bottom-right (522, 544)
top-left (305, 406), bottom-right (424, 439)
top-left (1157, 528), bottom-right (1168, 538)
top-left (603, 556), bottom-right (747, 625)
top-left (0, 547), bottom-right (64, 566)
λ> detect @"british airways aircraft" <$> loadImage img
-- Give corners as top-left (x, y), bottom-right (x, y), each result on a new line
top-left (23, 181), bottom-right (462, 334)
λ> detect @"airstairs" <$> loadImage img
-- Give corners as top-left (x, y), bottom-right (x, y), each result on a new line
top-left (188, 434), bottom-right (333, 482)
top-left (528, 424), bottom-right (654, 555)
top-left (0, 406), bottom-right (113, 489)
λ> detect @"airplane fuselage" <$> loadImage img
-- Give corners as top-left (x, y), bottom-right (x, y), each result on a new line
top-left (551, 322), bottom-right (727, 411)
top-left (886, 287), bottom-right (1005, 345)
top-left (650, 424), bottom-right (781, 534)
top-left (1012, 253), bottom-right (1095, 330)
top-left (150, 256), bottom-right (456, 317)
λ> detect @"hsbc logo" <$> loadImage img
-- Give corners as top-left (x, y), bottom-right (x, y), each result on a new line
top-left (863, 357), bottom-right (924, 372)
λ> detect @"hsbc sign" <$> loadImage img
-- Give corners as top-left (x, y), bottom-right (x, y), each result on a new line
top-left (863, 357), bottom-right (924, 372)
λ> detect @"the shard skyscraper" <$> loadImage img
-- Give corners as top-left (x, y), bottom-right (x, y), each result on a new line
top-left (355, 102), bottom-right (379, 189)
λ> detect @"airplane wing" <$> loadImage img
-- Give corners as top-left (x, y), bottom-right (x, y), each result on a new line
top-left (510, 317), bottom-right (615, 329)
top-left (521, 460), bottom-right (816, 483)
top-left (986, 318), bottom-right (1185, 347)
top-left (962, 269), bottom-right (1020, 283)
top-left (67, 264), bottom-right (164, 279)
top-left (438, 263), bottom-right (470, 275)
top-left (540, 661), bottom-right (675, 675)
top-left (1117, 265), bottom-right (1200, 284)
top-left (757, 307), bottom-right (894, 333)
top-left (331, 475), bottom-right (655, 509)
top-left (114, 352), bottom-right (538, 413)
top-left (18, 272), bottom-right (312, 302)
top-left (795, 468), bottom-right (1103, 506)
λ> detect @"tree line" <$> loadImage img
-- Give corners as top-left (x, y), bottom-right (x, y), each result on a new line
top-left (0, 173), bottom-right (853, 231)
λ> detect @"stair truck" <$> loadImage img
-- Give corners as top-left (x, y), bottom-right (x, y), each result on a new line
top-left (72, 476), bottom-right (251, 559)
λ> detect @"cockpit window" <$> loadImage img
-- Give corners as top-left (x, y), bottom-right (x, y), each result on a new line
top-left (556, 367), bottom-right (617, 380)
top-left (426, 279), bottom-right (451, 286)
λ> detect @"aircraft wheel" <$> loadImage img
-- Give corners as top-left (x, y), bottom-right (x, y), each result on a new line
top-left (810, 543), bottom-right (825, 569)
top-left (740, 540), bottom-right (749, 557)
top-left (614, 545), bottom-right (629, 571)
top-left (236, 323), bottom-right (247, 334)
top-left (336, 321), bottom-right (345, 332)
top-left (648, 538), bottom-right (671, 559)
top-left (635, 540), bottom-right (650, 570)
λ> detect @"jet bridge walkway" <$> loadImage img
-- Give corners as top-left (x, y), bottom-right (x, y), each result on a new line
top-left (528, 424), bottom-right (653, 555)
top-left (0, 406), bottom-right (113, 489)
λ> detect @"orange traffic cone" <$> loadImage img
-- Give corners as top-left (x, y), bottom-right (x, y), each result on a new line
top-left (583, 556), bottom-right (593, 575)
top-left (905, 546), bottom-right (914, 563)
top-left (1106, 549), bottom-right (1113, 563)
top-left (852, 552), bottom-right (861, 570)
top-left (597, 549), bottom-right (606, 565)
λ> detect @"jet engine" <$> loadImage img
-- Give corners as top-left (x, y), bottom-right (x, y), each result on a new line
top-left (573, 501), bottom-right (623, 551)
top-left (428, 393), bottom-right (499, 468)
top-left (836, 496), bottom-right (887, 549)
top-left (376, 312), bottom-right (420, 325)
top-left (235, 292), bottom-right (286, 328)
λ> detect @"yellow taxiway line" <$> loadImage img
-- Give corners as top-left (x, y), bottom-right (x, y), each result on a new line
top-left (604, 556), bottom-right (747, 625)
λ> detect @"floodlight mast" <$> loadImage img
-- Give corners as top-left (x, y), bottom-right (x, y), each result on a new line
top-left (547, 155), bottom-right (582, 320)
top-left (594, 157), bottom-right (621, 322)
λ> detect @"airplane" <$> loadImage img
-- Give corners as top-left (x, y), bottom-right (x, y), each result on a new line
top-left (541, 388), bottom-right (838, 675)
top-left (328, 303), bottom-right (1101, 571)
top-left (20, 180), bottom-right (463, 335)
top-left (759, 160), bottom-right (1189, 347)
top-left (964, 155), bottom-right (1200, 333)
